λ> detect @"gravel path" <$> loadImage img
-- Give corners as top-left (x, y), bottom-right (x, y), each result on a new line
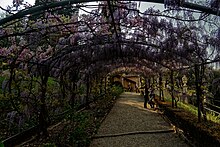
top-left (90, 92), bottom-right (189, 147)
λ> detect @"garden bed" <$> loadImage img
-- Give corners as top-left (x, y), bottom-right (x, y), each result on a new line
top-left (155, 99), bottom-right (220, 147)
top-left (18, 95), bottom-right (118, 147)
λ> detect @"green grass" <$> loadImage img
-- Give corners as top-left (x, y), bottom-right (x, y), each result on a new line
top-left (162, 90), bottom-right (172, 103)
top-left (161, 90), bottom-right (220, 123)
top-left (178, 102), bottom-right (198, 116)
top-left (206, 112), bottom-right (220, 123)
top-left (47, 77), bottom-right (57, 86)
top-left (162, 90), bottom-right (198, 116)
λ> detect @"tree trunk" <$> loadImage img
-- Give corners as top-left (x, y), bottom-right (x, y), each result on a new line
top-left (39, 67), bottom-right (49, 136)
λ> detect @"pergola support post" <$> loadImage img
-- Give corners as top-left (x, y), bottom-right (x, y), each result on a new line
top-left (144, 77), bottom-right (149, 108)
top-left (170, 70), bottom-right (175, 108)
top-left (159, 73), bottom-right (163, 101)
top-left (104, 77), bottom-right (107, 95)
top-left (100, 77), bottom-right (103, 94)
top-left (195, 64), bottom-right (201, 122)
top-left (86, 74), bottom-right (90, 105)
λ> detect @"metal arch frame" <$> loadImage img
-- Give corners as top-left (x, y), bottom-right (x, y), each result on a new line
top-left (57, 52), bottom-right (173, 77)
top-left (104, 65), bottom-right (153, 77)
top-left (0, 0), bottom-right (219, 26)
top-left (87, 63), bottom-right (154, 78)
top-left (64, 58), bottom-right (159, 81)
top-left (58, 58), bottom-right (155, 84)
top-left (46, 37), bottom-right (194, 68)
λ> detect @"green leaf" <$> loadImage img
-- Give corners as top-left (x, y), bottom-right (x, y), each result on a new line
top-left (0, 141), bottom-right (4, 147)
top-left (43, 143), bottom-right (56, 147)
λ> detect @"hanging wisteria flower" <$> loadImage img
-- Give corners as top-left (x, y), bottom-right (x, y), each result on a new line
top-left (217, 28), bottom-right (220, 40)
top-left (164, 0), bottom-right (184, 8)
top-left (210, 0), bottom-right (220, 11)
top-left (13, 0), bottom-right (24, 10)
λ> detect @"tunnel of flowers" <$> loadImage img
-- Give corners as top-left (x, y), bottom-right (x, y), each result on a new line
top-left (0, 0), bottom-right (220, 146)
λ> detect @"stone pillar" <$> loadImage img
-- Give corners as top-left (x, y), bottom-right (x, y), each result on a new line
top-left (182, 75), bottom-right (188, 103)
top-left (121, 77), bottom-right (124, 88)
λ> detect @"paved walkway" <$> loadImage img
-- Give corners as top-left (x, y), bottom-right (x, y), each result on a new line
top-left (90, 92), bottom-right (189, 147)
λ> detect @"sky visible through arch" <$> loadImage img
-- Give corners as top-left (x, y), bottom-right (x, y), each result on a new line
top-left (0, 1), bottom-right (218, 38)
top-left (0, 0), bottom-right (35, 10)
top-left (0, 0), bottom-right (164, 15)
top-left (0, 0), bottom-right (218, 16)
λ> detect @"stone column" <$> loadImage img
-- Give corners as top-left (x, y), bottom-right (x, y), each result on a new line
top-left (182, 75), bottom-right (188, 103)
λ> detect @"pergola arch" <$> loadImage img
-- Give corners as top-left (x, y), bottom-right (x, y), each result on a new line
top-left (0, 0), bottom-right (219, 26)
top-left (52, 54), bottom-right (162, 80)
top-left (80, 57), bottom-right (161, 76)
top-left (51, 46), bottom-right (175, 76)
top-left (0, 0), bottom-right (220, 141)
top-left (0, 0), bottom-right (218, 82)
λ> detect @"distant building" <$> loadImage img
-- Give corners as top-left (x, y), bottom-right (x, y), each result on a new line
top-left (113, 74), bottom-right (140, 92)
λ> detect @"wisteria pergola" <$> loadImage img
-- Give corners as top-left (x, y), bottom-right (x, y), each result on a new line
top-left (0, 0), bottom-right (220, 138)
